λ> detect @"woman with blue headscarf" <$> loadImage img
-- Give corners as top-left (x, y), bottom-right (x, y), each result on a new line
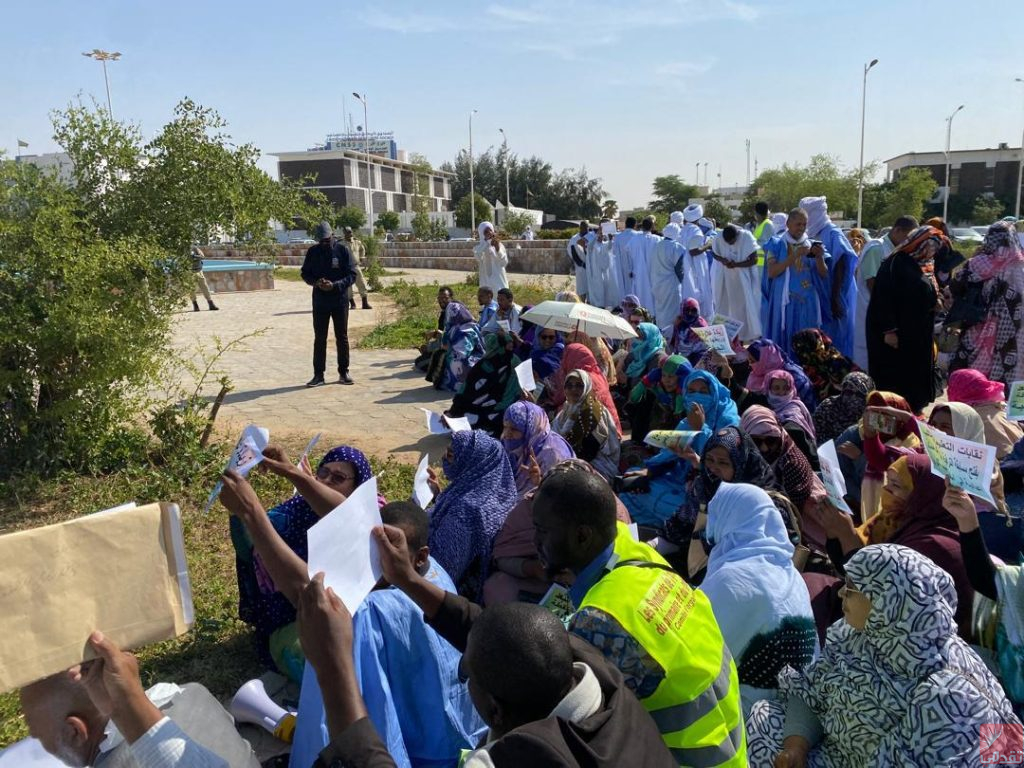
top-left (701, 483), bottom-right (817, 715)
top-left (427, 430), bottom-right (518, 601)
top-left (623, 321), bottom-right (666, 387)
top-left (230, 443), bottom-right (379, 681)
top-left (618, 369), bottom-right (740, 528)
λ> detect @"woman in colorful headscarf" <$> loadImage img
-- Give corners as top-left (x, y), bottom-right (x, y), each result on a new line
top-left (501, 401), bottom-right (574, 498)
top-left (564, 328), bottom-right (617, 385)
top-left (746, 544), bottom-right (1018, 767)
top-left (702, 484), bottom-right (817, 715)
top-left (428, 430), bottom-right (518, 602)
top-left (427, 301), bottom-right (485, 392)
top-left (482, 459), bottom-right (631, 606)
top-left (791, 328), bottom-right (856, 403)
top-left (625, 353), bottom-right (691, 443)
top-left (551, 370), bottom-right (621, 480)
top-left (765, 370), bottom-right (818, 463)
top-left (740, 405), bottom-right (827, 550)
top-left (950, 221), bottom-right (1024, 386)
top-left (668, 297), bottom-right (708, 360)
top-left (866, 224), bottom-right (948, 412)
top-left (446, 333), bottom-right (522, 437)
top-left (230, 443), bottom-right (379, 680)
top-left (619, 369), bottom-right (739, 527)
top-left (846, 227), bottom-right (867, 255)
top-left (528, 327), bottom-right (564, 388)
top-left (746, 339), bottom-right (817, 410)
top-left (812, 371), bottom-right (874, 446)
top-left (622, 321), bottom-right (665, 387)
top-left (548, 342), bottom-right (622, 435)
top-left (948, 368), bottom-right (1021, 459)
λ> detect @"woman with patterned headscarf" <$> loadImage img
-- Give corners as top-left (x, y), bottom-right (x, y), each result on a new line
top-left (746, 544), bottom-right (1019, 767)
top-left (428, 430), bottom-right (518, 601)
top-left (866, 224), bottom-right (949, 412)
top-left (812, 371), bottom-right (874, 446)
top-left (950, 220), bottom-right (1024, 386)
top-left (427, 301), bottom-right (485, 392)
top-left (791, 328), bottom-right (856, 403)
top-left (551, 370), bottom-right (621, 480)
top-left (548, 343), bottom-right (622, 435)
top-left (501, 401), bottom-right (575, 498)
top-left (230, 443), bottom-right (380, 680)
top-left (446, 333), bottom-right (522, 437)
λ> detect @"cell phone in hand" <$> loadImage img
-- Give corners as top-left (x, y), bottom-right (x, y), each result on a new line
top-left (866, 411), bottom-right (897, 434)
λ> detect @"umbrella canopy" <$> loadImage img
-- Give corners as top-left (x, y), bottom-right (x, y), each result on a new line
top-left (521, 301), bottom-right (638, 340)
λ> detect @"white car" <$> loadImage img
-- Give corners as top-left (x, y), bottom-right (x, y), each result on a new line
top-left (951, 228), bottom-right (984, 245)
top-left (288, 237), bottom-right (316, 244)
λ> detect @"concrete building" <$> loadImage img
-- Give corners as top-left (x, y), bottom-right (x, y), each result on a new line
top-left (886, 143), bottom-right (1024, 204)
top-left (14, 151), bottom-right (74, 183)
top-left (270, 148), bottom-right (455, 226)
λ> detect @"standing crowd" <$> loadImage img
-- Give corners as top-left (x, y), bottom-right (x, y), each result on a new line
top-left (16, 211), bottom-right (1024, 767)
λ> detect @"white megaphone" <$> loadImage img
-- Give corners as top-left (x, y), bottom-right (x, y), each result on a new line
top-left (230, 679), bottom-right (297, 744)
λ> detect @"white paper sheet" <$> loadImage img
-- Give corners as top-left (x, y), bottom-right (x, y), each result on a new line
top-left (601, 221), bottom-right (617, 237)
top-left (817, 440), bottom-right (852, 514)
top-left (413, 454), bottom-right (433, 510)
top-left (445, 415), bottom-right (472, 432)
top-left (204, 425), bottom-right (269, 512)
top-left (515, 359), bottom-right (537, 393)
top-left (306, 476), bottom-right (384, 614)
top-left (420, 408), bottom-right (472, 434)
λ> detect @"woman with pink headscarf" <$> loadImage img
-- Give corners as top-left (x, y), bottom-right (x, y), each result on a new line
top-left (765, 370), bottom-right (818, 468)
top-left (947, 368), bottom-right (1022, 460)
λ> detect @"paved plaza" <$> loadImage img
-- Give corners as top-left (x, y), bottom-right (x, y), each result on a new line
top-left (172, 267), bottom-right (571, 464)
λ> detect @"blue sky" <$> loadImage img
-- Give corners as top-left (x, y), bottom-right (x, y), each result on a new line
top-left (3, 0), bottom-right (1022, 207)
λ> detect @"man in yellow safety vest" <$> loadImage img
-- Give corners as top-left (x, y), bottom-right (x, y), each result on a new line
top-left (752, 201), bottom-right (775, 267)
top-left (532, 468), bottom-right (747, 767)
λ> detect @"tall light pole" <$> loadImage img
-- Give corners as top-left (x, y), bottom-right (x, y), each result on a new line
top-left (81, 49), bottom-right (121, 117)
top-left (469, 109), bottom-right (478, 233)
top-left (857, 58), bottom-right (879, 228)
top-left (943, 104), bottom-right (965, 223)
top-left (695, 162), bottom-right (700, 186)
top-left (703, 162), bottom-right (708, 188)
top-left (745, 139), bottom-right (751, 186)
top-left (498, 127), bottom-right (511, 208)
top-left (1014, 77), bottom-right (1023, 221)
top-left (352, 92), bottom-right (373, 233)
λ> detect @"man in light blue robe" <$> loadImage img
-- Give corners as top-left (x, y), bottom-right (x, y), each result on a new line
top-left (762, 209), bottom-right (832, 356)
top-left (625, 216), bottom-right (660, 311)
top-left (289, 503), bottom-right (486, 768)
top-left (800, 196), bottom-right (859, 357)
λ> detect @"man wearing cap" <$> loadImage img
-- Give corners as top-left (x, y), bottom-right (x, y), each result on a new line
top-left (301, 221), bottom-right (358, 387)
top-left (343, 227), bottom-right (372, 310)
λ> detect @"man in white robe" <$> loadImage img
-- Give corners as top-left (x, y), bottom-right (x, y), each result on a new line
top-left (566, 221), bottom-right (595, 299)
top-left (611, 216), bottom-right (637, 297)
top-left (650, 223), bottom-right (685, 331)
top-left (586, 229), bottom-right (621, 309)
top-left (474, 221), bottom-right (509, 292)
top-left (677, 204), bottom-right (714, 319)
top-left (625, 216), bottom-right (660, 311)
top-left (710, 224), bottom-right (762, 341)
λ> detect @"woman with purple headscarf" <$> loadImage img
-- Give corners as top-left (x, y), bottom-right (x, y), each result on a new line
top-left (427, 301), bottom-right (485, 392)
top-left (230, 443), bottom-right (380, 680)
top-left (501, 401), bottom-right (575, 498)
top-left (428, 430), bottom-right (518, 601)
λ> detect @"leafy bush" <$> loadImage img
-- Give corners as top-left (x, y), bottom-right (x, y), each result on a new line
top-left (375, 210), bottom-right (400, 232)
top-left (499, 210), bottom-right (536, 238)
top-left (536, 228), bottom-right (577, 240)
top-left (454, 193), bottom-right (493, 229)
top-left (333, 206), bottom-right (367, 231)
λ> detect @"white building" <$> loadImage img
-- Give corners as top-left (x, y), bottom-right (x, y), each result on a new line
top-left (15, 152), bottom-right (74, 183)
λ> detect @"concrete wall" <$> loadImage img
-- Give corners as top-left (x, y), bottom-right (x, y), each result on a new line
top-left (380, 239), bottom-right (570, 274)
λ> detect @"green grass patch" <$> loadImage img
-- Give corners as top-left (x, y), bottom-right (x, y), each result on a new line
top-left (358, 275), bottom-right (566, 350)
top-left (0, 436), bottom-right (417, 747)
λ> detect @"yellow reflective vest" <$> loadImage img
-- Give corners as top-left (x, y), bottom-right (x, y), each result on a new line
top-left (753, 219), bottom-right (772, 265)
top-left (578, 523), bottom-right (746, 767)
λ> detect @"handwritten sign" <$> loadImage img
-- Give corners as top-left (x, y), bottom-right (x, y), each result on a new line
top-left (710, 314), bottom-right (744, 341)
top-left (1007, 381), bottom-right (1024, 420)
top-left (601, 220), bottom-right (617, 237)
top-left (515, 358), bottom-right (537, 393)
top-left (205, 425), bottom-right (269, 512)
top-left (919, 421), bottom-right (996, 504)
top-left (817, 440), bottom-right (851, 514)
top-left (691, 324), bottom-right (733, 356)
top-left (644, 430), bottom-right (701, 452)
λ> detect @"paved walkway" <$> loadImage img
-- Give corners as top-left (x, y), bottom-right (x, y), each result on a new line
top-left (171, 268), bottom-right (571, 463)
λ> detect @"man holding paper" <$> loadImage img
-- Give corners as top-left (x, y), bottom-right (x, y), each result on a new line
top-left (301, 221), bottom-right (358, 387)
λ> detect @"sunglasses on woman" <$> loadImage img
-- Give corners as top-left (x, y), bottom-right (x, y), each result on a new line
top-left (565, 380), bottom-right (584, 390)
top-left (316, 466), bottom-right (356, 484)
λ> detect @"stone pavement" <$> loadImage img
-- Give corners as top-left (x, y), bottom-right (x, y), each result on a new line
top-left (171, 268), bottom-right (572, 464)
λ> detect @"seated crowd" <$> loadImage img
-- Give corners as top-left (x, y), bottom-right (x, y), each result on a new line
top-left (18, 217), bottom-right (1024, 767)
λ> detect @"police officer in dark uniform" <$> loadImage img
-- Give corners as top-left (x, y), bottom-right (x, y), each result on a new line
top-left (301, 221), bottom-right (357, 387)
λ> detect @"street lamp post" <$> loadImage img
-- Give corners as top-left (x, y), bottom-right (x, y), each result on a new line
top-left (695, 162), bottom-right (700, 186)
top-left (857, 58), bottom-right (879, 228)
top-left (1014, 78), bottom-right (1023, 221)
top-left (943, 104), bottom-right (965, 223)
top-left (498, 127), bottom-right (511, 209)
top-left (469, 110), bottom-right (478, 234)
top-left (352, 93), bottom-right (373, 234)
top-left (81, 49), bottom-right (121, 117)
top-left (703, 162), bottom-right (708, 188)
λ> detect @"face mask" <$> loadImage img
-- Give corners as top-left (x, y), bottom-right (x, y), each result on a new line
top-left (686, 392), bottom-right (715, 416)
top-left (767, 392), bottom-right (792, 410)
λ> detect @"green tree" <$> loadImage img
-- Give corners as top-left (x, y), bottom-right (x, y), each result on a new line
top-left (971, 195), bottom-right (1005, 225)
top-left (649, 176), bottom-right (699, 213)
top-left (500, 210), bottom-right (536, 238)
top-left (602, 199), bottom-right (619, 219)
top-left (2, 99), bottom-right (317, 475)
top-left (333, 206), bottom-right (367, 231)
top-left (739, 154), bottom-right (872, 223)
top-left (411, 210), bottom-right (433, 240)
top-left (702, 196), bottom-right (733, 225)
top-left (455, 193), bottom-right (493, 229)
top-left (861, 168), bottom-right (937, 229)
top-left (375, 210), bottom-right (400, 232)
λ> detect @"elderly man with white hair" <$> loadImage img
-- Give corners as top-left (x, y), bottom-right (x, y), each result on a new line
top-left (650, 223), bottom-right (686, 330)
top-left (799, 196), bottom-right (859, 357)
top-left (473, 221), bottom-right (509, 293)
